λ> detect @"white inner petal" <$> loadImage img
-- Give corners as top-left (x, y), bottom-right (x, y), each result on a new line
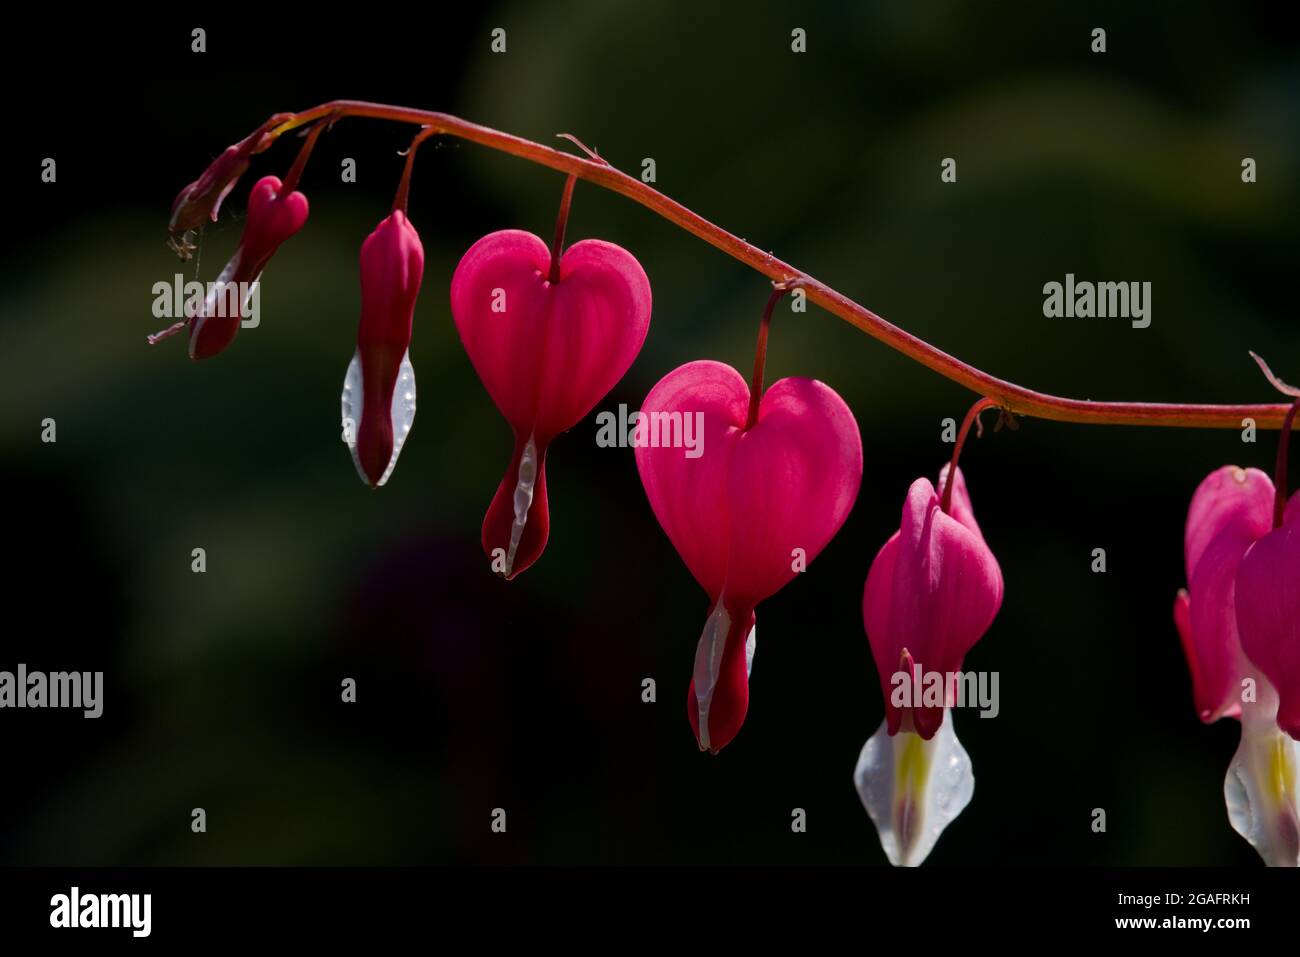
top-left (692, 603), bottom-right (730, 753)
top-left (186, 250), bottom-right (242, 356)
top-left (853, 708), bottom-right (974, 866)
top-left (340, 348), bottom-right (365, 481)
top-left (504, 435), bottom-right (538, 576)
top-left (691, 607), bottom-right (755, 752)
top-left (378, 350), bottom-right (417, 487)
top-left (1224, 684), bottom-right (1300, 866)
top-left (340, 348), bottom-right (417, 488)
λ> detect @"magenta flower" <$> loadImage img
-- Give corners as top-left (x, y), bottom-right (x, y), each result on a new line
top-left (341, 209), bottom-right (424, 488)
top-left (1174, 464), bottom-right (1299, 866)
top-left (854, 463), bottom-right (1002, 866)
top-left (1237, 495), bottom-right (1300, 740)
top-left (451, 229), bottom-right (651, 578)
top-left (187, 175), bottom-right (309, 360)
top-left (635, 360), bottom-right (862, 753)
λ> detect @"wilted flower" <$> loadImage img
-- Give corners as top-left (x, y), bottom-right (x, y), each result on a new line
top-left (167, 115), bottom-right (289, 255)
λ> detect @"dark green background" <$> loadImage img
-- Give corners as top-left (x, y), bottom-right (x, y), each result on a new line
top-left (2, 2), bottom-right (1296, 865)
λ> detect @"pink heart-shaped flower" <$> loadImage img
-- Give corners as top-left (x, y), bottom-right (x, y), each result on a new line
top-left (451, 229), bottom-right (651, 578)
top-left (635, 359), bottom-right (863, 752)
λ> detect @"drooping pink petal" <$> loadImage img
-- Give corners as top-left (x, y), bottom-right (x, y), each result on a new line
top-left (1175, 466), bottom-right (1274, 723)
top-left (1237, 494), bottom-right (1300, 739)
top-left (450, 229), bottom-right (651, 578)
top-left (1184, 466), bottom-right (1275, 581)
top-left (1183, 532), bottom-right (1256, 722)
top-left (863, 469), bottom-right (1003, 740)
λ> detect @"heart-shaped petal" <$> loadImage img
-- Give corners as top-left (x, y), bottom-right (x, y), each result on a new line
top-left (635, 360), bottom-right (862, 608)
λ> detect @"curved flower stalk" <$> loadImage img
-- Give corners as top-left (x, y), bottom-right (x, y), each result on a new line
top-left (160, 103), bottom-right (1299, 431)
top-left (636, 289), bottom-right (863, 753)
top-left (450, 177), bottom-right (652, 579)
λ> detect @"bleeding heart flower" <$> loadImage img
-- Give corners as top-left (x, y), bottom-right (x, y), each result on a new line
top-left (341, 209), bottom-right (424, 488)
top-left (451, 226), bottom-right (651, 579)
top-left (187, 175), bottom-right (309, 360)
top-left (635, 359), bottom-right (863, 754)
top-left (1175, 464), bottom-right (1300, 866)
top-left (855, 459), bottom-right (1003, 866)
top-left (863, 465), bottom-right (1004, 740)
